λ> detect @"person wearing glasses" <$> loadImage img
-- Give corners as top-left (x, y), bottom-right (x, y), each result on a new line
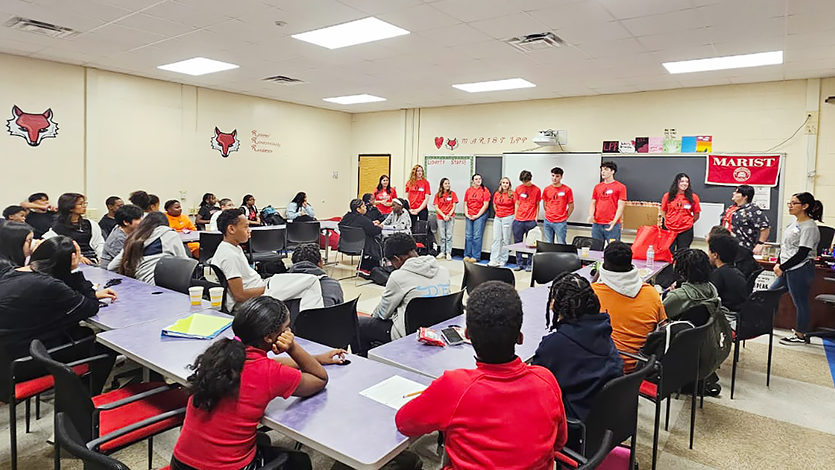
top-left (42, 193), bottom-right (104, 265)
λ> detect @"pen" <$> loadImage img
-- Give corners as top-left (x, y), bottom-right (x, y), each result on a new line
top-left (402, 390), bottom-right (424, 399)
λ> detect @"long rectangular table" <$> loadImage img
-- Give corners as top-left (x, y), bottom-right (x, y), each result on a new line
top-left (178, 224), bottom-right (288, 243)
top-left (97, 313), bottom-right (432, 470)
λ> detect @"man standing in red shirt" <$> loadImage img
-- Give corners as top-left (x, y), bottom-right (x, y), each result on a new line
top-left (512, 170), bottom-right (541, 271)
top-left (396, 281), bottom-right (568, 470)
top-left (542, 167), bottom-right (574, 245)
top-left (588, 161), bottom-right (627, 243)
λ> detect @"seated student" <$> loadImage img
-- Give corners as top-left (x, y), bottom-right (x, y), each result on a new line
top-left (707, 234), bottom-right (749, 312)
top-left (532, 273), bottom-right (623, 422)
top-left (396, 281), bottom-right (568, 470)
top-left (209, 198), bottom-right (236, 232)
top-left (379, 198), bottom-right (412, 233)
top-left (3, 205), bottom-right (28, 223)
top-left (0, 222), bottom-right (34, 270)
top-left (100, 204), bottom-right (143, 269)
top-left (288, 243), bottom-right (344, 307)
top-left (362, 193), bottom-right (386, 223)
top-left (129, 190), bottom-right (152, 212)
top-left (286, 192), bottom-right (316, 222)
top-left (148, 194), bottom-right (161, 212)
top-left (708, 225), bottom-right (760, 280)
top-left (165, 199), bottom-right (199, 257)
top-left (0, 236), bottom-right (117, 391)
top-left (107, 212), bottom-right (190, 285)
top-left (23, 192), bottom-right (56, 239)
top-left (339, 199), bottom-right (383, 273)
top-left (171, 296), bottom-right (346, 470)
top-left (44, 193), bottom-right (104, 265)
top-left (98, 196), bottom-right (123, 239)
top-left (241, 194), bottom-right (261, 226)
top-left (195, 193), bottom-right (219, 230)
top-left (591, 242), bottom-right (666, 372)
top-left (358, 233), bottom-right (450, 352)
top-left (212, 209), bottom-right (324, 312)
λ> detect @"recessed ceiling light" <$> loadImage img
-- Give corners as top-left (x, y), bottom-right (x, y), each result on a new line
top-left (323, 94), bottom-right (387, 105)
top-left (292, 17), bottom-right (409, 49)
top-left (663, 51), bottom-right (783, 74)
top-left (452, 78), bottom-right (536, 93)
top-left (157, 57), bottom-right (239, 76)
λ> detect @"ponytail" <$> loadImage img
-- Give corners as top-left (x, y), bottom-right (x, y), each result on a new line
top-left (794, 192), bottom-right (824, 222)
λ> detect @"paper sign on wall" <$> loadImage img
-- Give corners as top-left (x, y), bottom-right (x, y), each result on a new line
top-left (618, 140), bottom-right (636, 153)
top-left (752, 186), bottom-right (770, 210)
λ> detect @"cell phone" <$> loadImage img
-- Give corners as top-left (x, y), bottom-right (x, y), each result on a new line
top-left (441, 327), bottom-right (465, 346)
top-left (104, 278), bottom-right (122, 288)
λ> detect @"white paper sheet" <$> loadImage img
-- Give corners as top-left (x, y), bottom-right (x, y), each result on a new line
top-left (359, 375), bottom-right (426, 410)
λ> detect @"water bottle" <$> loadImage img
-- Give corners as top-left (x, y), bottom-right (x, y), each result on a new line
top-left (646, 245), bottom-right (655, 268)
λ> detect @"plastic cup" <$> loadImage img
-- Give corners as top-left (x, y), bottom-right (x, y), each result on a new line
top-left (209, 287), bottom-right (224, 308)
top-left (188, 286), bottom-right (203, 306)
top-left (581, 246), bottom-right (590, 257)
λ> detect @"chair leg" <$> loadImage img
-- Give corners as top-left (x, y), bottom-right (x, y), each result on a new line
top-left (25, 397), bottom-right (31, 433)
top-left (665, 396), bottom-right (671, 431)
top-left (54, 431), bottom-right (61, 470)
top-left (700, 385), bottom-right (704, 409)
top-left (651, 397), bottom-right (660, 470)
top-left (766, 331), bottom-right (774, 387)
top-left (690, 370), bottom-right (698, 449)
top-left (36, 394), bottom-right (40, 420)
top-left (10, 398), bottom-right (17, 470)
top-left (629, 434), bottom-right (637, 470)
top-left (148, 436), bottom-right (153, 470)
top-left (731, 339), bottom-right (740, 399)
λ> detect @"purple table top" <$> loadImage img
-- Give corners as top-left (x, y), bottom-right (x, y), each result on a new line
top-left (79, 265), bottom-right (211, 330)
top-left (178, 225), bottom-right (288, 243)
top-left (97, 313), bottom-right (431, 470)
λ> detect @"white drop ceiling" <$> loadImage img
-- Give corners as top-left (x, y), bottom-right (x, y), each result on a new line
top-left (1, 0), bottom-right (834, 112)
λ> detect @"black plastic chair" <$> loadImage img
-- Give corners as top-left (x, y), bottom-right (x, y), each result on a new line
top-left (412, 220), bottom-right (430, 254)
top-left (817, 226), bottom-right (834, 255)
top-left (198, 231), bottom-right (223, 264)
top-left (745, 268), bottom-right (764, 296)
top-left (286, 221), bottom-right (320, 249)
top-left (536, 241), bottom-right (577, 253)
top-left (294, 298), bottom-right (363, 355)
top-left (206, 264), bottom-right (230, 314)
top-left (404, 291), bottom-right (465, 335)
top-left (336, 225), bottom-right (365, 280)
top-left (572, 236), bottom-right (604, 251)
top-left (153, 257), bottom-right (199, 295)
top-left (530, 252), bottom-right (582, 287)
top-left (461, 262), bottom-right (515, 294)
top-left (249, 227), bottom-right (287, 264)
top-left (729, 287), bottom-right (786, 399)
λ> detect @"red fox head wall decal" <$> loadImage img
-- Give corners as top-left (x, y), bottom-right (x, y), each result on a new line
top-left (6, 106), bottom-right (59, 147)
top-left (211, 127), bottom-right (240, 157)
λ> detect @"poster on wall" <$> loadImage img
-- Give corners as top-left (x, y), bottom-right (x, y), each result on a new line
top-left (210, 127), bottom-right (239, 157)
top-left (6, 105), bottom-right (58, 147)
top-left (705, 154), bottom-right (781, 187)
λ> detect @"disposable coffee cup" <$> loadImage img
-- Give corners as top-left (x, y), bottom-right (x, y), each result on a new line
top-left (209, 287), bottom-right (224, 308)
top-left (188, 286), bottom-right (203, 306)
top-left (581, 246), bottom-right (590, 257)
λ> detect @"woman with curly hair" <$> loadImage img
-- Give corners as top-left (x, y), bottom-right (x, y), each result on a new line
top-left (404, 164), bottom-right (431, 227)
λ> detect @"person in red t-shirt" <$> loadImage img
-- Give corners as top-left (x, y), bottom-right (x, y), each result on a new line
top-left (433, 178), bottom-right (458, 260)
top-left (489, 177), bottom-right (516, 267)
top-left (396, 281), bottom-right (568, 470)
top-left (512, 170), bottom-right (541, 271)
top-left (405, 165), bottom-right (431, 227)
top-left (541, 167), bottom-right (574, 245)
top-left (661, 173), bottom-right (701, 252)
top-left (463, 174), bottom-right (491, 263)
top-left (588, 161), bottom-right (627, 243)
top-left (171, 297), bottom-right (347, 470)
top-left (373, 174), bottom-right (398, 215)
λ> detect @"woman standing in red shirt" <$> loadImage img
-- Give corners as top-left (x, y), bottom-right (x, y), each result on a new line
top-left (434, 178), bottom-right (458, 260)
top-left (463, 174), bottom-right (491, 263)
top-left (489, 177), bottom-right (516, 267)
top-left (661, 173), bottom-right (701, 253)
top-left (373, 175), bottom-right (397, 215)
top-left (171, 297), bottom-right (346, 470)
top-left (405, 164), bottom-right (431, 227)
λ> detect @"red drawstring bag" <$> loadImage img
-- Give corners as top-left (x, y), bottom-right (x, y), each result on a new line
top-left (631, 225), bottom-right (676, 262)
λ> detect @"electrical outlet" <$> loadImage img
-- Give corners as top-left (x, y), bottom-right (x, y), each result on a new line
top-left (332, 171), bottom-right (339, 179)
top-left (805, 111), bottom-right (819, 135)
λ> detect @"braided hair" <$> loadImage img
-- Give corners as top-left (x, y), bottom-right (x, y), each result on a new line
top-left (546, 272), bottom-right (601, 330)
top-left (672, 248), bottom-right (711, 283)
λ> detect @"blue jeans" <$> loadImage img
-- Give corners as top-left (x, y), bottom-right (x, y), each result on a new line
top-left (489, 215), bottom-right (514, 265)
top-left (543, 220), bottom-right (568, 244)
top-left (591, 222), bottom-right (621, 243)
top-left (769, 261), bottom-right (814, 333)
top-left (512, 220), bottom-right (537, 268)
top-left (437, 217), bottom-right (455, 256)
top-left (464, 213), bottom-right (488, 259)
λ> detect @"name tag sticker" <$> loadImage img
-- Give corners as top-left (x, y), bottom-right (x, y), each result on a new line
top-left (418, 187), bottom-right (424, 192)
top-left (684, 204), bottom-right (692, 210)
top-left (605, 189), bottom-right (613, 195)
top-left (793, 225), bottom-right (801, 234)
top-left (446, 197), bottom-right (452, 201)
top-left (558, 192), bottom-right (565, 197)
top-left (521, 193), bottom-right (528, 198)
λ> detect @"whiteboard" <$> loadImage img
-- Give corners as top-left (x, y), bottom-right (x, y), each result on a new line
top-left (503, 153), bottom-right (602, 224)
top-left (693, 202), bottom-right (725, 239)
top-left (424, 155), bottom-right (474, 215)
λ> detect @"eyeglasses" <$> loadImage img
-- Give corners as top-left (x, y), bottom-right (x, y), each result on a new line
top-left (76, 202), bottom-right (88, 207)
top-left (787, 202), bottom-right (800, 206)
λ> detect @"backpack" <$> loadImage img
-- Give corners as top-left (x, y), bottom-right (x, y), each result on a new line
top-left (261, 206), bottom-right (287, 226)
top-left (639, 320), bottom-right (695, 359)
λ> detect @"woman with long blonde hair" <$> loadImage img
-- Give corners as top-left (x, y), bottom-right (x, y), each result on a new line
top-left (405, 164), bottom-right (431, 227)
top-left (489, 177), bottom-right (516, 266)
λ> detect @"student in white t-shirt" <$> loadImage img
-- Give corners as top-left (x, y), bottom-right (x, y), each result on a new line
top-left (208, 198), bottom-right (235, 232)
top-left (212, 209), bottom-right (323, 312)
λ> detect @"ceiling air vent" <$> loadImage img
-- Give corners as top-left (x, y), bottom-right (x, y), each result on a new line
top-left (4, 16), bottom-right (80, 39)
top-left (504, 32), bottom-right (566, 52)
top-left (262, 75), bottom-right (305, 85)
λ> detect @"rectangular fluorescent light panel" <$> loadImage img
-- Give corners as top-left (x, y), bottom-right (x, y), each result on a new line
top-left (323, 94), bottom-right (387, 105)
top-left (157, 57), bottom-right (239, 76)
top-left (452, 78), bottom-right (536, 93)
top-left (293, 17), bottom-right (409, 49)
top-left (663, 50), bottom-right (783, 74)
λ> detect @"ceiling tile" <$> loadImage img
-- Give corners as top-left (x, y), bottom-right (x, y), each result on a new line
top-left (578, 38), bottom-right (648, 59)
top-left (706, 17), bottom-right (785, 44)
top-left (531, 2), bottom-right (615, 30)
top-left (431, 0), bottom-right (518, 23)
top-left (336, 0), bottom-right (424, 15)
top-left (143, 1), bottom-right (235, 29)
top-left (268, 0), bottom-right (366, 28)
top-left (786, 31), bottom-right (835, 49)
top-left (0, 38), bottom-right (47, 55)
top-left (696, 0), bottom-right (787, 27)
top-left (377, 4), bottom-right (461, 32)
top-left (636, 28), bottom-right (712, 53)
top-left (468, 12), bottom-right (551, 40)
top-left (115, 13), bottom-right (197, 38)
top-left (421, 23), bottom-right (497, 47)
top-left (555, 21), bottom-right (632, 46)
top-left (596, 0), bottom-right (694, 20)
top-left (28, 0), bottom-right (133, 23)
top-left (787, 12), bottom-right (833, 35)
top-left (787, 0), bottom-right (835, 15)
top-left (9, 2), bottom-right (106, 32)
top-left (174, 0), bottom-right (274, 20)
top-left (621, 8), bottom-right (705, 37)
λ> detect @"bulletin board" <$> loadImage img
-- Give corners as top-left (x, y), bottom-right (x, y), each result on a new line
top-left (424, 155), bottom-right (474, 215)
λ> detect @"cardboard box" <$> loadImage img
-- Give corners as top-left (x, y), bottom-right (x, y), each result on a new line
top-left (623, 205), bottom-right (660, 231)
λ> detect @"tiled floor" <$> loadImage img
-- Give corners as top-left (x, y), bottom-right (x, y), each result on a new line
top-left (3, 254), bottom-right (834, 470)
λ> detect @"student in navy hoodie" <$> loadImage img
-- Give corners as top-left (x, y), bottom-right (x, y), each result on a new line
top-left (532, 272), bottom-right (623, 422)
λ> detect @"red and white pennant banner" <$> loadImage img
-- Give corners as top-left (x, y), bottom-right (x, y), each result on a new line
top-left (705, 154), bottom-right (781, 187)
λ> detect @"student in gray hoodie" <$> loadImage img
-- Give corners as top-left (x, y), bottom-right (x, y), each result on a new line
top-left (99, 204), bottom-right (143, 269)
top-left (359, 233), bottom-right (451, 352)
top-left (107, 212), bottom-right (190, 285)
top-left (288, 242), bottom-right (343, 307)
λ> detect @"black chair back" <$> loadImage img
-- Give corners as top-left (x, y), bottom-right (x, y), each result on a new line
top-left (530, 252), bottom-right (582, 287)
top-left (536, 241), bottom-right (577, 253)
top-left (745, 268), bottom-right (764, 296)
top-left (678, 304), bottom-right (711, 327)
top-left (285, 298), bottom-right (302, 326)
top-left (578, 430), bottom-right (615, 470)
top-left (736, 288), bottom-right (786, 341)
top-left (818, 226), bottom-right (834, 255)
top-left (404, 291), bottom-right (465, 335)
top-left (657, 317), bottom-right (712, 399)
top-left (412, 220), bottom-right (428, 237)
top-left (287, 221), bottom-right (320, 245)
top-left (337, 226), bottom-right (365, 256)
top-left (207, 264), bottom-right (230, 313)
top-left (55, 412), bottom-right (130, 470)
top-left (572, 236), bottom-right (604, 251)
top-left (198, 232), bottom-right (223, 263)
top-left (154, 257), bottom-right (199, 295)
top-left (462, 262), bottom-right (515, 294)
top-left (294, 298), bottom-right (363, 355)
top-left (250, 228), bottom-right (286, 254)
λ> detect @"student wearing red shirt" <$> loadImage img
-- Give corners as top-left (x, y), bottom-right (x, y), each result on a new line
top-left (512, 170), bottom-right (541, 271)
top-left (373, 174), bottom-right (398, 215)
top-left (489, 177), bottom-right (515, 267)
top-left (541, 167), bottom-right (574, 245)
top-left (171, 296), bottom-right (346, 470)
top-left (433, 178), bottom-right (458, 260)
top-left (661, 173), bottom-right (701, 252)
top-left (463, 174), bottom-right (491, 263)
top-left (396, 281), bottom-right (568, 470)
top-left (405, 165), bottom-right (431, 227)
top-left (588, 161), bottom-right (627, 243)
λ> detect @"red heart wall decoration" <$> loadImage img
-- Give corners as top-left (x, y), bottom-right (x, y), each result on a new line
top-left (434, 136), bottom-right (444, 149)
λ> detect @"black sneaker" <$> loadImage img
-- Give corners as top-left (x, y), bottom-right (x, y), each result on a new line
top-left (780, 335), bottom-right (807, 345)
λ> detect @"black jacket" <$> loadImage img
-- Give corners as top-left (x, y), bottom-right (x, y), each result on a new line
top-left (339, 211), bottom-right (383, 262)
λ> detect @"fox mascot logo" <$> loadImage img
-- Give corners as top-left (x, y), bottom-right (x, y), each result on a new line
top-left (6, 105), bottom-right (59, 147)
top-left (211, 127), bottom-right (240, 158)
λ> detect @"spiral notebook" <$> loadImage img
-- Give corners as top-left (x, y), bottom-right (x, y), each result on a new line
top-left (162, 313), bottom-right (232, 340)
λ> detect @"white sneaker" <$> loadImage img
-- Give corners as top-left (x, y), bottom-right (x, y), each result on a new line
top-left (488, 261), bottom-right (498, 267)
top-left (446, 253), bottom-right (452, 260)
top-left (436, 253), bottom-right (446, 259)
